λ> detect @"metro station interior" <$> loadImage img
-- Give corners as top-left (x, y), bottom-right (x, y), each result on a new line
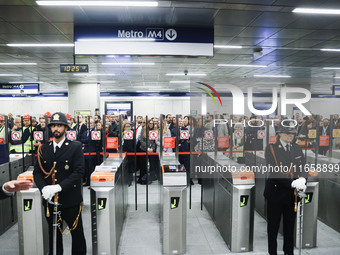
top-left (0, 1), bottom-right (340, 255)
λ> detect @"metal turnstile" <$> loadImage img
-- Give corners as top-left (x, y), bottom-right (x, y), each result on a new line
top-left (90, 156), bottom-right (128, 255)
top-left (0, 162), bottom-right (13, 236)
top-left (17, 171), bottom-right (48, 255)
top-left (202, 153), bottom-right (255, 252)
top-left (160, 153), bottom-right (187, 255)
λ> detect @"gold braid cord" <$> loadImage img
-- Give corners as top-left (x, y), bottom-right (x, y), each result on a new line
top-left (57, 204), bottom-right (82, 235)
top-left (37, 143), bottom-right (56, 179)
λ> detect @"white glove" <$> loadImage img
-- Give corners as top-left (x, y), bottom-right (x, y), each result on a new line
top-left (291, 177), bottom-right (306, 192)
top-left (42, 185), bottom-right (62, 201)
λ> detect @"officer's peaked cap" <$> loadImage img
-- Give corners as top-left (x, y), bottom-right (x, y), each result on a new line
top-left (276, 120), bottom-right (297, 134)
top-left (48, 112), bottom-right (68, 127)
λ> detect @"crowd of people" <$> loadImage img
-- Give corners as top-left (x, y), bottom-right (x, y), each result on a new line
top-left (1, 111), bottom-right (339, 186)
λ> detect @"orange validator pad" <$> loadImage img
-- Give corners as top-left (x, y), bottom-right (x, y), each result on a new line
top-left (91, 167), bottom-right (116, 187)
top-left (17, 171), bottom-right (34, 183)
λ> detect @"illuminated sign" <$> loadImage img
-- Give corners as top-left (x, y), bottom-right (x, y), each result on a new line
top-left (60, 64), bottom-right (88, 73)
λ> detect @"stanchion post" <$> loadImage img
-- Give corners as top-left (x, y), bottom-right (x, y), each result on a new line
top-left (4, 115), bottom-right (9, 162)
top-left (87, 116), bottom-right (91, 183)
top-left (146, 115), bottom-right (149, 212)
top-left (21, 116), bottom-right (25, 170)
top-left (160, 114), bottom-right (163, 160)
top-left (329, 114), bottom-right (334, 158)
top-left (175, 115), bottom-right (179, 161)
top-left (315, 115), bottom-right (320, 164)
top-left (189, 115), bottom-right (193, 210)
top-left (133, 115), bottom-right (137, 211)
top-left (102, 114), bottom-right (106, 162)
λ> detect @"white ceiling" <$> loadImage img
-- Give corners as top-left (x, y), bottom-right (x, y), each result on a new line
top-left (1, 0), bottom-right (340, 94)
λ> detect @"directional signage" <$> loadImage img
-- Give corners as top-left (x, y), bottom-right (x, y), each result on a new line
top-left (180, 130), bottom-right (189, 140)
top-left (163, 137), bottom-right (175, 149)
top-left (23, 199), bottom-right (33, 212)
top-left (204, 130), bottom-right (214, 140)
top-left (66, 131), bottom-right (77, 141)
top-left (149, 131), bottom-right (158, 140)
top-left (257, 130), bottom-right (266, 139)
top-left (124, 130), bottom-right (133, 140)
top-left (170, 197), bottom-right (180, 209)
top-left (91, 131), bottom-right (101, 140)
top-left (11, 131), bottom-right (21, 141)
top-left (98, 198), bottom-right (107, 210)
top-left (0, 84), bottom-right (39, 95)
top-left (34, 131), bottom-right (43, 141)
top-left (74, 25), bottom-right (214, 56)
top-left (305, 192), bottom-right (313, 204)
top-left (240, 195), bottom-right (249, 207)
top-left (234, 130), bottom-right (243, 139)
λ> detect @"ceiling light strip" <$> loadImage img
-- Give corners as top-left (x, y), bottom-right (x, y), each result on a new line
top-left (254, 75), bottom-right (291, 78)
top-left (293, 8), bottom-right (340, 15)
top-left (102, 63), bottom-right (155, 66)
top-left (7, 43), bottom-right (74, 47)
top-left (166, 73), bottom-right (206, 76)
top-left (320, 48), bottom-right (340, 52)
top-left (36, 1), bottom-right (158, 7)
top-left (0, 74), bottom-right (23, 76)
top-left (218, 64), bottom-right (267, 68)
top-left (214, 45), bottom-right (242, 49)
top-left (0, 63), bottom-right (37, 65)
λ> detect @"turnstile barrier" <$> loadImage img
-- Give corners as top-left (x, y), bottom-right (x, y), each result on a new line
top-left (90, 156), bottom-right (128, 255)
top-left (160, 154), bottom-right (187, 255)
top-left (17, 170), bottom-right (48, 255)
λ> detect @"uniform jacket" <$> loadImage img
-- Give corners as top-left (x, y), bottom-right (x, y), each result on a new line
top-left (264, 140), bottom-right (308, 202)
top-left (0, 185), bottom-right (11, 200)
top-left (33, 139), bottom-right (84, 208)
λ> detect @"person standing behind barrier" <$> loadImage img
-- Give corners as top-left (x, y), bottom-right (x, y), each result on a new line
top-left (33, 118), bottom-right (53, 149)
top-left (264, 122), bottom-right (308, 255)
top-left (33, 112), bottom-right (86, 255)
top-left (81, 117), bottom-right (99, 186)
top-left (122, 122), bottom-right (134, 186)
top-left (147, 119), bottom-right (158, 181)
top-left (138, 119), bottom-right (156, 184)
top-left (318, 118), bottom-right (330, 155)
top-left (333, 114), bottom-right (340, 149)
top-left (72, 115), bottom-right (87, 141)
top-left (179, 116), bottom-right (193, 186)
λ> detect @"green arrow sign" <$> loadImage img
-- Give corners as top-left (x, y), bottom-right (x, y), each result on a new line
top-left (240, 195), bottom-right (249, 207)
top-left (23, 199), bottom-right (32, 211)
top-left (170, 197), bottom-right (180, 209)
top-left (98, 198), bottom-right (107, 210)
top-left (305, 192), bottom-right (313, 204)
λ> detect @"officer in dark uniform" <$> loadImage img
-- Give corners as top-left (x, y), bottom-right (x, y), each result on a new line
top-left (264, 122), bottom-right (308, 255)
top-left (33, 112), bottom-right (86, 255)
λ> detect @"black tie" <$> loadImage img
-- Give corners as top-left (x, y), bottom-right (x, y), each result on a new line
top-left (286, 144), bottom-right (290, 152)
top-left (55, 146), bottom-right (60, 154)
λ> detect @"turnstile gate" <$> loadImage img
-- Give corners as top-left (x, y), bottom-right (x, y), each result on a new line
top-left (0, 162), bottom-right (13, 236)
top-left (160, 153), bottom-right (187, 255)
top-left (202, 153), bottom-right (255, 252)
top-left (90, 156), bottom-right (128, 255)
top-left (17, 171), bottom-right (48, 255)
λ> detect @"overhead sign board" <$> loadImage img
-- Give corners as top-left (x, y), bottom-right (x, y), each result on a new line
top-left (0, 84), bottom-right (39, 95)
top-left (74, 25), bottom-right (214, 56)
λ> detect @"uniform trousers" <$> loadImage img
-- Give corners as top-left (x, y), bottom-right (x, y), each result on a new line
top-left (267, 198), bottom-right (296, 255)
top-left (45, 204), bottom-right (86, 255)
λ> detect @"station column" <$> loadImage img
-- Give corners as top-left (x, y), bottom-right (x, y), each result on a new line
top-left (68, 82), bottom-right (100, 116)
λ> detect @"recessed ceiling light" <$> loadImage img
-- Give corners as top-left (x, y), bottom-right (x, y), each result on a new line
top-left (102, 62), bottom-right (155, 66)
top-left (218, 64), bottom-right (267, 68)
top-left (293, 8), bottom-right (340, 15)
top-left (36, 1), bottom-right (158, 7)
top-left (7, 43), bottom-right (74, 47)
top-left (166, 73), bottom-right (206, 76)
top-left (323, 67), bottom-right (340, 70)
top-left (73, 73), bottom-right (115, 76)
top-left (0, 63), bottom-right (37, 65)
top-left (320, 48), bottom-right (340, 52)
top-left (0, 74), bottom-right (23, 77)
top-left (254, 75), bottom-right (291, 78)
top-left (333, 77), bottom-right (340, 79)
top-left (9, 81), bottom-right (41, 84)
top-left (169, 80), bottom-right (190, 84)
top-left (214, 45), bottom-right (242, 49)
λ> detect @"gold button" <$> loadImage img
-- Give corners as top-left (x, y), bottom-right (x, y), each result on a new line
top-left (44, 161), bottom-right (46, 163)
top-left (55, 179), bottom-right (57, 182)
top-left (74, 185), bottom-right (76, 187)
top-left (54, 170), bottom-right (57, 173)
top-left (275, 185), bottom-right (277, 187)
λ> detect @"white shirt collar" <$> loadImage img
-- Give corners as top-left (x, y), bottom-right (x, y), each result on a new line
top-left (279, 138), bottom-right (290, 151)
top-left (53, 137), bottom-right (66, 152)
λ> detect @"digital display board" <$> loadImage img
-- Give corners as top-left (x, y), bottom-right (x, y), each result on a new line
top-left (60, 64), bottom-right (88, 73)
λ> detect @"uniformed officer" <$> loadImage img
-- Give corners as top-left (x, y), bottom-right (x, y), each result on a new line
top-left (264, 122), bottom-right (308, 255)
top-left (33, 112), bottom-right (86, 255)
